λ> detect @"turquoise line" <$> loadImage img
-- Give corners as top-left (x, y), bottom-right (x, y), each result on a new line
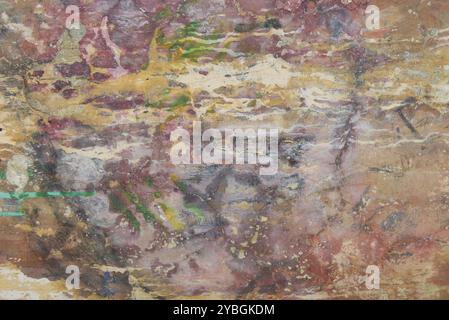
top-left (0, 212), bottom-right (25, 217)
top-left (0, 191), bottom-right (95, 217)
top-left (0, 191), bottom-right (95, 201)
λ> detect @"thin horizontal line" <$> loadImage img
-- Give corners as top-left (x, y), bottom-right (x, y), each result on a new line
top-left (0, 191), bottom-right (96, 200)
top-left (0, 212), bottom-right (24, 217)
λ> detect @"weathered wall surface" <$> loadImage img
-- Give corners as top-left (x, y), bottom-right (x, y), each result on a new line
top-left (0, 0), bottom-right (449, 299)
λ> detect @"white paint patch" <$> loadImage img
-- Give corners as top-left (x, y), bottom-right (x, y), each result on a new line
top-left (177, 55), bottom-right (298, 91)
top-left (6, 154), bottom-right (32, 192)
top-left (0, 265), bottom-right (68, 300)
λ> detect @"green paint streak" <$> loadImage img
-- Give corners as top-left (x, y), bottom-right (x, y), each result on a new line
top-left (0, 191), bottom-right (93, 218)
top-left (153, 191), bottom-right (161, 199)
top-left (174, 180), bottom-right (188, 193)
top-left (124, 209), bottom-right (141, 231)
top-left (135, 202), bottom-right (155, 223)
top-left (169, 95), bottom-right (190, 110)
top-left (124, 191), bottom-right (156, 224)
top-left (156, 32), bottom-right (166, 45)
top-left (109, 193), bottom-right (141, 231)
top-left (181, 47), bottom-right (214, 60)
top-left (0, 212), bottom-right (24, 217)
top-left (140, 61), bottom-right (149, 71)
top-left (109, 194), bottom-right (125, 212)
top-left (185, 204), bottom-right (205, 223)
top-left (164, 21), bottom-right (225, 62)
top-left (146, 178), bottom-right (154, 188)
top-left (145, 100), bottom-right (162, 109)
top-left (202, 33), bottom-right (225, 41)
top-left (0, 191), bottom-right (95, 201)
top-left (177, 21), bottom-right (201, 38)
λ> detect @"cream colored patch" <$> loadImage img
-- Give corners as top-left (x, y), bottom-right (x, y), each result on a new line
top-left (0, 264), bottom-right (69, 300)
top-left (177, 55), bottom-right (298, 91)
top-left (6, 154), bottom-right (32, 192)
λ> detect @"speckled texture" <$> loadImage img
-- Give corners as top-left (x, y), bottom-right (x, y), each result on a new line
top-left (0, 0), bottom-right (449, 299)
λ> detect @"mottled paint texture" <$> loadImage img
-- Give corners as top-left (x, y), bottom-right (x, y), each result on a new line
top-left (0, 0), bottom-right (449, 299)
